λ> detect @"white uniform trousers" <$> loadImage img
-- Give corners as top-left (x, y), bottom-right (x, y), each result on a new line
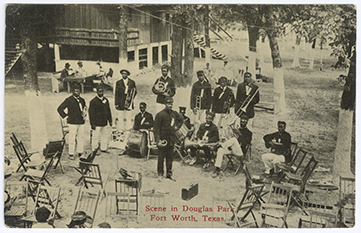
top-left (214, 137), bottom-right (243, 168)
top-left (262, 153), bottom-right (285, 173)
top-left (117, 110), bottom-right (134, 141)
top-left (92, 126), bottom-right (109, 151)
top-left (193, 109), bottom-right (207, 124)
top-left (68, 124), bottom-right (84, 155)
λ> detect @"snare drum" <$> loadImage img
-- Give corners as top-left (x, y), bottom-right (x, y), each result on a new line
top-left (172, 124), bottom-right (189, 145)
top-left (126, 130), bottom-right (148, 158)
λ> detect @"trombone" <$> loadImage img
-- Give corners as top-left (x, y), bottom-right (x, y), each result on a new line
top-left (235, 88), bottom-right (259, 117)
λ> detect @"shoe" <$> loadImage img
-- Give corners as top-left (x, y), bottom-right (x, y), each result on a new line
top-left (264, 169), bottom-right (270, 175)
top-left (189, 157), bottom-right (197, 166)
top-left (69, 154), bottom-right (75, 160)
top-left (218, 171), bottom-right (224, 179)
top-left (212, 170), bottom-right (219, 178)
top-left (166, 175), bottom-right (176, 182)
top-left (101, 150), bottom-right (109, 153)
top-left (203, 162), bottom-right (210, 169)
top-left (158, 176), bottom-right (163, 182)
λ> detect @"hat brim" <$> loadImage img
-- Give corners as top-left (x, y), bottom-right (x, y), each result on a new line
top-left (120, 69), bottom-right (130, 75)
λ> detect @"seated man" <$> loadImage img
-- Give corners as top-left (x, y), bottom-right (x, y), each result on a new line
top-left (133, 102), bottom-right (154, 130)
top-left (32, 206), bottom-right (53, 228)
top-left (188, 111), bottom-right (219, 168)
top-left (212, 115), bottom-right (252, 178)
top-left (262, 121), bottom-right (291, 175)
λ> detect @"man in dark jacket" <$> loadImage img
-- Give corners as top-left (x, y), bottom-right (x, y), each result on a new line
top-left (262, 121), bottom-right (292, 175)
top-left (234, 72), bottom-right (259, 129)
top-left (89, 86), bottom-right (112, 152)
top-left (154, 97), bottom-right (183, 182)
top-left (152, 64), bottom-right (176, 114)
top-left (57, 84), bottom-right (86, 159)
top-left (133, 102), bottom-right (154, 130)
top-left (114, 69), bottom-right (137, 141)
top-left (190, 70), bottom-right (212, 124)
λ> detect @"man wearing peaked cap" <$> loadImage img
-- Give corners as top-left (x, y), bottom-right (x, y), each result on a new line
top-left (190, 70), bottom-right (212, 124)
top-left (154, 96), bottom-right (183, 182)
top-left (133, 102), bottom-right (154, 130)
top-left (179, 106), bottom-right (191, 130)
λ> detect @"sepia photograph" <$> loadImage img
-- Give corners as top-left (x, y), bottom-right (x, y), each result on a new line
top-left (3, 3), bottom-right (356, 229)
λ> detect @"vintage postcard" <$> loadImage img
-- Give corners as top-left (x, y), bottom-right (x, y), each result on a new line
top-left (3, 3), bottom-right (356, 229)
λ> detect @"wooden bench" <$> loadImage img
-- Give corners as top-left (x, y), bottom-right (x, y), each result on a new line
top-left (255, 90), bottom-right (280, 113)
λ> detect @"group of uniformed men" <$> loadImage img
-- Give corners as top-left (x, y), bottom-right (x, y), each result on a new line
top-left (57, 63), bottom-right (292, 182)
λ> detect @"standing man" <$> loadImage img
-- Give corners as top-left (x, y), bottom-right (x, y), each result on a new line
top-left (57, 84), bottom-right (86, 160)
top-left (154, 97), bottom-right (183, 182)
top-left (152, 64), bottom-right (176, 114)
top-left (133, 102), bottom-right (154, 130)
top-left (212, 115), bottom-right (252, 178)
top-left (88, 86), bottom-right (112, 152)
top-left (212, 76), bottom-right (235, 134)
top-left (115, 69), bottom-right (137, 141)
top-left (234, 72), bottom-right (259, 129)
top-left (262, 121), bottom-right (292, 175)
top-left (190, 70), bottom-right (212, 124)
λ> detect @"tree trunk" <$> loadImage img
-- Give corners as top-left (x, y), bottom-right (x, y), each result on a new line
top-left (184, 19), bottom-right (194, 87)
top-left (204, 5), bottom-right (211, 64)
top-left (21, 11), bottom-right (48, 151)
top-left (333, 46), bottom-right (356, 183)
top-left (247, 25), bottom-right (258, 78)
top-left (308, 38), bottom-right (316, 69)
top-left (171, 15), bottom-right (184, 87)
top-left (268, 33), bottom-right (286, 115)
top-left (118, 5), bottom-right (128, 66)
top-left (291, 34), bottom-right (301, 68)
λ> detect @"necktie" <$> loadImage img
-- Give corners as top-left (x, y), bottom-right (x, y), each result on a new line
top-left (75, 98), bottom-right (83, 111)
top-left (246, 85), bottom-right (251, 95)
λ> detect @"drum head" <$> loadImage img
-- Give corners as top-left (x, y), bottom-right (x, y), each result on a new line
top-left (139, 132), bottom-right (148, 158)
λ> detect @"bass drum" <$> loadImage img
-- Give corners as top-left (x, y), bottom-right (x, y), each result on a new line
top-left (126, 130), bottom-right (148, 158)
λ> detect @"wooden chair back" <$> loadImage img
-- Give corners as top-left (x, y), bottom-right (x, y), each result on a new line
top-left (339, 176), bottom-right (355, 227)
top-left (212, 196), bottom-right (237, 227)
top-left (74, 188), bottom-right (101, 227)
top-left (261, 182), bottom-right (293, 228)
top-left (13, 142), bottom-right (32, 172)
top-left (289, 142), bottom-right (298, 162)
top-left (4, 181), bottom-right (28, 217)
top-left (291, 148), bottom-right (307, 174)
top-left (115, 175), bottom-right (141, 215)
top-left (80, 162), bottom-right (104, 189)
top-left (60, 117), bottom-right (69, 137)
top-left (32, 185), bottom-right (61, 221)
top-left (300, 157), bottom-right (318, 189)
top-left (10, 132), bottom-right (20, 146)
top-left (105, 192), bottom-right (131, 227)
top-left (339, 176), bottom-right (355, 201)
top-left (44, 139), bottom-right (65, 158)
top-left (298, 206), bottom-right (337, 228)
top-left (40, 152), bottom-right (58, 182)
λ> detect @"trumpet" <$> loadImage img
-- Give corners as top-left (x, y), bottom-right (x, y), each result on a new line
top-left (235, 88), bottom-right (259, 117)
top-left (158, 139), bottom-right (168, 147)
top-left (124, 88), bottom-right (136, 109)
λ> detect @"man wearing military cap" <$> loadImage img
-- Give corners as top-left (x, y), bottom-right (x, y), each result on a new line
top-left (190, 70), bottom-right (212, 124)
top-left (152, 64), bottom-right (176, 114)
top-left (89, 86), bottom-right (112, 152)
top-left (154, 96), bottom-right (183, 182)
top-left (133, 102), bottom-right (154, 130)
top-left (179, 106), bottom-right (191, 130)
top-left (115, 69), bottom-right (137, 141)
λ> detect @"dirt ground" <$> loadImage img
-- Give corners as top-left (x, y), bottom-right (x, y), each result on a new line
top-left (4, 45), bottom-right (351, 228)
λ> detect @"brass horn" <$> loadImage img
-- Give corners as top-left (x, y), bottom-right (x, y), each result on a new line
top-left (183, 138), bottom-right (199, 149)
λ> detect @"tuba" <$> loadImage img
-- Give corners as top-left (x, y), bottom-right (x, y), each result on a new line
top-left (124, 88), bottom-right (136, 109)
top-left (154, 80), bottom-right (171, 95)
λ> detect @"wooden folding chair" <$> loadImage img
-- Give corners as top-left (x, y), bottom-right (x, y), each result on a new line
top-left (338, 175), bottom-right (355, 227)
top-left (4, 181), bottom-right (28, 218)
top-left (20, 152), bottom-right (57, 186)
top-left (281, 156), bottom-right (318, 214)
top-left (10, 132), bottom-right (20, 146)
top-left (261, 182), bottom-right (293, 228)
top-left (73, 188), bottom-right (101, 228)
top-left (105, 192), bottom-right (131, 227)
top-left (43, 139), bottom-right (65, 173)
top-left (80, 162), bottom-right (107, 193)
top-left (228, 184), bottom-right (265, 228)
top-left (243, 164), bottom-right (268, 203)
top-left (22, 185), bottom-right (61, 227)
top-left (60, 117), bottom-right (69, 138)
top-left (223, 143), bottom-right (250, 175)
top-left (115, 173), bottom-right (142, 215)
top-left (140, 191), bottom-right (166, 226)
top-left (276, 147), bottom-right (307, 176)
top-left (212, 196), bottom-right (237, 227)
top-left (298, 206), bottom-right (337, 228)
top-left (13, 141), bottom-right (45, 173)
top-left (72, 148), bottom-right (99, 186)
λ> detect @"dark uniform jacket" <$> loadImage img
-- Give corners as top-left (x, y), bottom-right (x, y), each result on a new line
top-left (154, 109), bottom-right (183, 146)
top-left (134, 111), bottom-right (154, 130)
top-left (190, 80), bottom-right (212, 110)
top-left (263, 131), bottom-right (292, 162)
top-left (152, 76), bottom-right (176, 104)
top-left (115, 78), bottom-right (137, 110)
top-left (196, 122), bottom-right (219, 143)
top-left (182, 115), bottom-right (192, 130)
top-left (235, 82), bottom-right (260, 118)
top-left (212, 86), bottom-right (235, 113)
top-left (88, 96), bottom-right (112, 127)
top-left (236, 127), bottom-right (252, 155)
top-left (57, 95), bottom-right (86, 125)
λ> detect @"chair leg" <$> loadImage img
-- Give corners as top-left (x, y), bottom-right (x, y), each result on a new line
top-left (250, 211), bottom-right (259, 228)
top-left (44, 178), bottom-right (51, 186)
